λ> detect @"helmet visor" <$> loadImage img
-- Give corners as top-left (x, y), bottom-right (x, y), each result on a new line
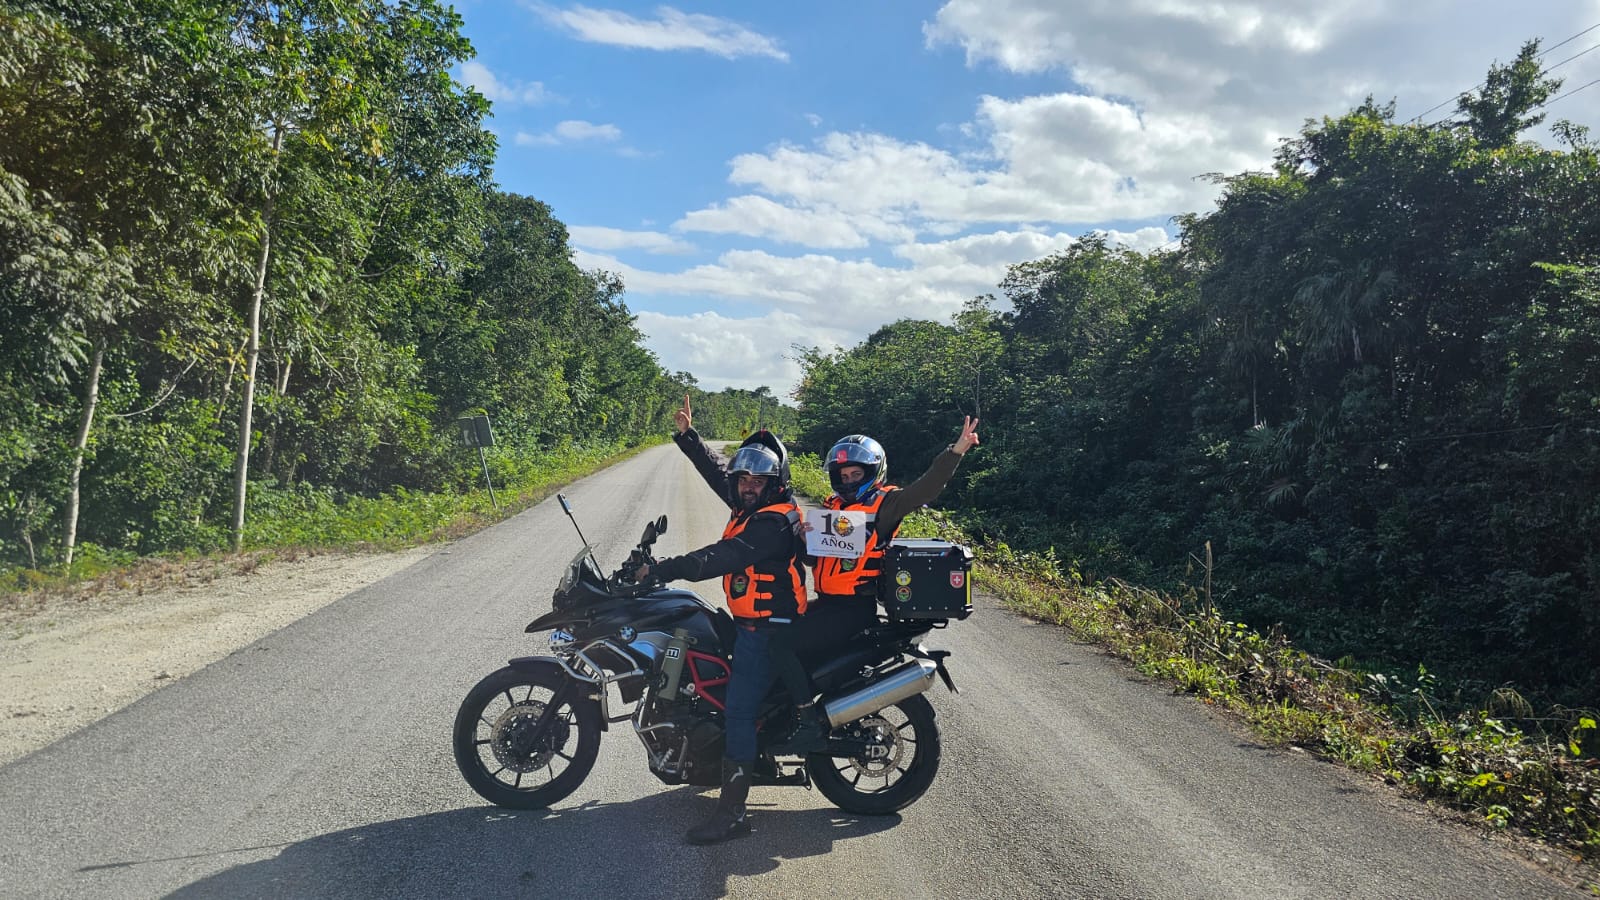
top-left (826, 442), bottom-right (881, 470)
top-left (728, 445), bottom-right (781, 477)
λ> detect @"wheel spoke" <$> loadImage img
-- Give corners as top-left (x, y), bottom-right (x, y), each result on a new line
top-left (514, 770), bottom-right (524, 789)
top-left (555, 749), bottom-right (575, 762)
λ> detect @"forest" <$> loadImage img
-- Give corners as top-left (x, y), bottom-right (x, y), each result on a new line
top-left (795, 45), bottom-right (1600, 707)
top-left (0, 1), bottom-right (791, 575)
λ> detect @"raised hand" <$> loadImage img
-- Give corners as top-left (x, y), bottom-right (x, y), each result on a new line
top-left (674, 394), bottom-right (692, 434)
top-left (954, 415), bottom-right (980, 455)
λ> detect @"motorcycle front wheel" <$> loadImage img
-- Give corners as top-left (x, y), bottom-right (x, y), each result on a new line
top-left (806, 693), bottom-right (940, 815)
top-left (452, 664), bottom-right (602, 809)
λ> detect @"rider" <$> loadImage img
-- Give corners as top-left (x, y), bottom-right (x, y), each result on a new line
top-left (634, 399), bottom-right (808, 845)
top-left (780, 417), bottom-right (981, 750)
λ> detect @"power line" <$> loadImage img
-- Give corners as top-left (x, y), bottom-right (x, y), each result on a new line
top-left (1541, 75), bottom-right (1600, 108)
top-left (1536, 20), bottom-right (1600, 58)
top-left (1406, 22), bottom-right (1600, 124)
top-left (1543, 39), bottom-right (1600, 74)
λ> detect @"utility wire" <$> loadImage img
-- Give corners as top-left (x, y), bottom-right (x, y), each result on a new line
top-left (1540, 75), bottom-right (1600, 108)
top-left (1535, 20), bottom-right (1600, 58)
top-left (1406, 21), bottom-right (1600, 124)
top-left (1542, 39), bottom-right (1600, 74)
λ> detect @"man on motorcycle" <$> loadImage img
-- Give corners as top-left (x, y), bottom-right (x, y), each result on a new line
top-left (782, 417), bottom-right (980, 748)
top-left (633, 399), bottom-right (809, 845)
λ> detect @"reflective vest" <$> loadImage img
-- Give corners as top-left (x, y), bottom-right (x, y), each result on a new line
top-left (721, 502), bottom-right (807, 619)
top-left (812, 486), bottom-right (899, 598)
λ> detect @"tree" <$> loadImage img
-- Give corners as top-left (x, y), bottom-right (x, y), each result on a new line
top-left (1455, 41), bottom-right (1562, 147)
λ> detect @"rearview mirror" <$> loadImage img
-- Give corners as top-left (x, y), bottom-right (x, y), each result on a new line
top-left (640, 515), bottom-right (669, 548)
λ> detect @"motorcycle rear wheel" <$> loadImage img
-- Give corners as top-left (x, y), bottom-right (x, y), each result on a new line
top-left (806, 693), bottom-right (940, 815)
top-left (453, 665), bottom-right (602, 809)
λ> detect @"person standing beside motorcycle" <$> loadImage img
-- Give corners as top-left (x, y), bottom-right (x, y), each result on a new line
top-left (633, 398), bottom-right (808, 845)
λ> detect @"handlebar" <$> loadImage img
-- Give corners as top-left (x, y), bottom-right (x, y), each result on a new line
top-left (608, 548), bottom-right (662, 594)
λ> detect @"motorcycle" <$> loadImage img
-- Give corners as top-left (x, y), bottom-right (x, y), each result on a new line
top-left (451, 493), bottom-right (962, 815)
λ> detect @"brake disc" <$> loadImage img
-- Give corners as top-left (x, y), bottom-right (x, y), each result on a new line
top-left (845, 713), bottom-right (904, 777)
top-left (490, 700), bottom-right (570, 773)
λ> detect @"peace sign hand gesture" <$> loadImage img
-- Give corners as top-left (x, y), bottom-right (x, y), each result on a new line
top-left (954, 416), bottom-right (980, 455)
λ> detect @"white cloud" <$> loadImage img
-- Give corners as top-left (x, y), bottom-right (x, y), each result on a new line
top-left (459, 61), bottom-right (557, 106)
top-left (635, 309), bottom-right (839, 394)
top-left (554, 120), bottom-right (623, 141)
top-left (720, 118), bottom-right (1219, 229)
top-left (675, 196), bottom-right (891, 249)
top-left (581, 221), bottom-right (1175, 392)
top-left (568, 225), bottom-right (695, 254)
top-left (537, 4), bottom-right (789, 60)
top-left (922, 1), bottom-right (1389, 78)
top-left (515, 120), bottom-right (624, 146)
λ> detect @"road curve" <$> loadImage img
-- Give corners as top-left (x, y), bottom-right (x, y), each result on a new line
top-left (0, 443), bottom-right (1576, 899)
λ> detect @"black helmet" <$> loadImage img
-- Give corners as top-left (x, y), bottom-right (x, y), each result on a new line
top-left (825, 434), bottom-right (886, 501)
top-left (728, 430), bottom-right (790, 507)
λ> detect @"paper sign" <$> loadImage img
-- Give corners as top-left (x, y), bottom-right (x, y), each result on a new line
top-left (804, 509), bottom-right (868, 559)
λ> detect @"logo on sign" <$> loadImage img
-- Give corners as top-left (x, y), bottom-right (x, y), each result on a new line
top-left (894, 571), bottom-right (912, 586)
top-left (950, 571), bottom-right (965, 589)
top-left (832, 515), bottom-right (855, 536)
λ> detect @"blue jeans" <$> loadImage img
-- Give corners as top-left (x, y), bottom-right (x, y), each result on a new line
top-left (724, 622), bottom-right (776, 763)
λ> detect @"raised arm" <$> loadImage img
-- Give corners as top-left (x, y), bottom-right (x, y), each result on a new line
top-left (877, 416), bottom-right (980, 535)
top-left (673, 427), bottom-right (734, 506)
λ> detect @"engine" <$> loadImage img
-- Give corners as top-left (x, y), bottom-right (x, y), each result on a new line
top-left (637, 704), bottom-right (725, 787)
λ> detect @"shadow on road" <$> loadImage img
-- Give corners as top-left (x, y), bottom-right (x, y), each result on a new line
top-left (150, 789), bottom-right (899, 898)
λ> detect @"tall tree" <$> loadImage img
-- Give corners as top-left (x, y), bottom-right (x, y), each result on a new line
top-left (1455, 40), bottom-right (1562, 147)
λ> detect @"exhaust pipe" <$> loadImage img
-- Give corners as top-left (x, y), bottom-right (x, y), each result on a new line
top-left (822, 659), bottom-right (937, 728)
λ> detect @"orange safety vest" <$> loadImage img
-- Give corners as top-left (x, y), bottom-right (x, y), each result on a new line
top-left (721, 501), bottom-right (806, 619)
top-left (812, 486), bottom-right (899, 597)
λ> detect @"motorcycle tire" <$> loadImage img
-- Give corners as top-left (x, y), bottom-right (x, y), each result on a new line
top-left (452, 664), bottom-right (602, 809)
top-left (806, 693), bottom-right (940, 815)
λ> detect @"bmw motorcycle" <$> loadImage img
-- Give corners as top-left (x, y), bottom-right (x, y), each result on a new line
top-left (451, 494), bottom-right (961, 815)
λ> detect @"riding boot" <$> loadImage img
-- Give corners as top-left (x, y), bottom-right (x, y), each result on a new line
top-left (771, 702), bottom-right (831, 756)
top-left (686, 759), bottom-right (752, 845)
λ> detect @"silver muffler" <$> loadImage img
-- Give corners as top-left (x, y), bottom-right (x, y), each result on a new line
top-left (822, 659), bottom-right (938, 728)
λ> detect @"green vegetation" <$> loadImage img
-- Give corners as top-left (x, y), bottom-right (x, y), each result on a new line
top-left (899, 505), bottom-right (1600, 865)
top-left (0, 2), bottom-right (794, 589)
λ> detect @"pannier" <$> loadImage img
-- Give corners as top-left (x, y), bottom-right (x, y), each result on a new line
top-left (877, 539), bottom-right (973, 621)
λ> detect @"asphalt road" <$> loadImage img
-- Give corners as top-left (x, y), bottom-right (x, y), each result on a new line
top-left (0, 443), bottom-right (1576, 898)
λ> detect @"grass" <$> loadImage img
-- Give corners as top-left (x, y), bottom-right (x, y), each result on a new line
top-left (790, 452), bottom-right (1600, 884)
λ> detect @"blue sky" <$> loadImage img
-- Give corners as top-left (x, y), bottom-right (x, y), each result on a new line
top-left (453, 1), bottom-right (1600, 396)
